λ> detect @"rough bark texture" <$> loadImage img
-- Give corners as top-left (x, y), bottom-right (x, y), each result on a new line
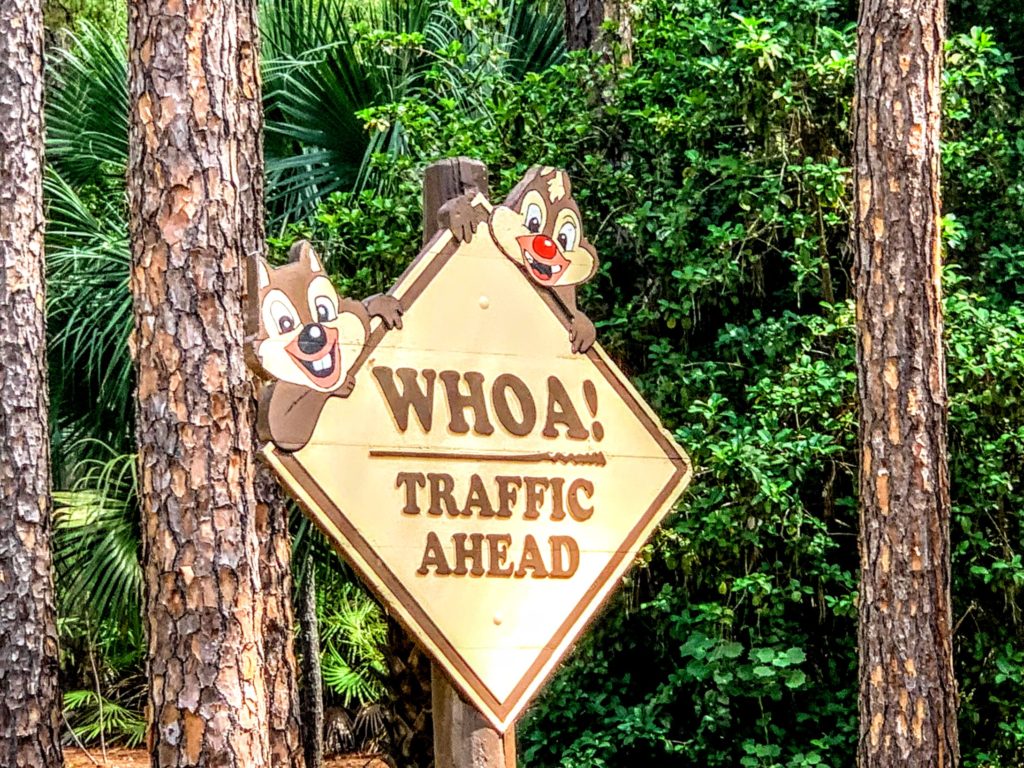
top-left (0, 1), bottom-right (64, 765)
top-left (298, 559), bottom-right (324, 768)
top-left (128, 0), bottom-right (273, 764)
top-left (233, 2), bottom-right (305, 763)
top-left (257, 472), bottom-right (306, 768)
top-left (563, 0), bottom-right (632, 64)
top-left (853, 0), bottom-right (959, 766)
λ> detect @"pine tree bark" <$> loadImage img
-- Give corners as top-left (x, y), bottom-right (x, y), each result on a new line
top-left (0, 0), bottom-right (64, 765)
top-left (853, 1), bottom-right (959, 766)
top-left (233, 3), bottom-right (305, 764)
top-left (563, 0), bottom-right (633, 65)
top-left (256, 472), bottom-right (306, 768)
top-left (128, 0), bottom-right (275, 764)
top-left (297, 558), bottom-right (323, 768)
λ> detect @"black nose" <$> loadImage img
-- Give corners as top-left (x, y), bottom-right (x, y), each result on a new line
top-left (297, 324), bottom-right (327, 354)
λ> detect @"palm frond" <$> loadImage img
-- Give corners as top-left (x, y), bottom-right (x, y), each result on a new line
top-left (46, 21), bottom-right (129, 188)
top-left (262, 0), bottom-right (564, 222)
top-left (321, 650), bottom-right (385, 707)
top-left (45, 168), bottom-right (133, 455)
top-left (505, 0), bottom-right (565, 77)
top-left (316, 578), bottom-right (388, 707)
top-left (53, 444), bottom-right (142, 631)
top-left (262, 0), bottom-right (434, 222)
top-left (63, 689), bottom-right (146, 747)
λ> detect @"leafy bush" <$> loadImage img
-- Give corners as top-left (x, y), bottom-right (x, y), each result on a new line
top-left (290, 0), bottom-right (1024, 765)
top-left (42, 0), bottom-right (1024, 764)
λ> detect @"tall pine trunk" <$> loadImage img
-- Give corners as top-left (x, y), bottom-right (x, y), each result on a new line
top-left (256, 471), bottom-right (305, 767)
top-left (128, 0), bottom-right (274, 763)
top-left (563, 0), bottom-right (633, 64)
top-left (853, 0), bottom-right (959, 765)
top-left (233, 3), bottom-right (305, 764)
top-left (297, 558), bottom-right (323, 768)
top-left (0, 0), bottom-right (64, 764)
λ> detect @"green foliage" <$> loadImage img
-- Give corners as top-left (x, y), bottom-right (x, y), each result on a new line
top-left (945, 285), bottom-right (1024, 764)
top-left (52, 444), bottom-right (146, 748)
top-left (263, 0), bottom-right (564, 223)
top-left (44, 0), bottom-right (124, 36)
top-left (46, 21), bottom-right (128, 187)
top-left (317, 576), bottom-right (390, 707)
top-left (43, 23), bottom-right (133, 468)
top-left (45, 170), bottom-right (133, 461)
top-left (286, 0), bottom-right (1024, 765)
top-left (942, 27), bottom-right (1024, 305)
top-left (63, 689), bottom-right (146, 747)
top-left (53, 445), bottom-right (142, 631)
top-left (42, 0), bottom-right (1024, 764)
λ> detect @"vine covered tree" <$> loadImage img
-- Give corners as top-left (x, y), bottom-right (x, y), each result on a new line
top-left (853, 0), bottom-right (960, 765)
top-left (0, 0), bottom-right (64, 764)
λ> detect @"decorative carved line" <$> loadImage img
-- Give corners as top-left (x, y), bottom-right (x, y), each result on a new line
top-left (369, 449), bottom-right (607, 466)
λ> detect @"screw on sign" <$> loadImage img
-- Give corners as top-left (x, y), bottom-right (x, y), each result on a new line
top-left (246, 160), bottom-right (692, 759)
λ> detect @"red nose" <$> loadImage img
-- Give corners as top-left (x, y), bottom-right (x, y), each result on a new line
top-left (530, 235), bottom-right (557, 260)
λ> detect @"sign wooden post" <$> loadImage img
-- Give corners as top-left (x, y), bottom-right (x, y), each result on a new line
top-left (246, 156), bottom-right (692, 763)
top-left (422, 158), bottom-right (514, 768)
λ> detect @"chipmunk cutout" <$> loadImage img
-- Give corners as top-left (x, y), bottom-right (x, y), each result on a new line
top-left (249, 240), bottom-right (403, 451)
top-left (443, 166), bottom-right (598, 353)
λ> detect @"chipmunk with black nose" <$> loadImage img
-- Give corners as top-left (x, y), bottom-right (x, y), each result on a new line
top-left (443, 166), bottom-right (599, 352)
top-left (248, 240), bottom-right (403, 451)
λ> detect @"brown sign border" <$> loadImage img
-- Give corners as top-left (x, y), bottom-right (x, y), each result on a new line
top-left (262, 228), bottom-right (692, 730)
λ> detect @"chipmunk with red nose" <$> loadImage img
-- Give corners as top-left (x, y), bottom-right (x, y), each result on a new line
top-left (443, 166), bottom-right (598, 352)
top-left (248, 240), bottom-right (403, 451)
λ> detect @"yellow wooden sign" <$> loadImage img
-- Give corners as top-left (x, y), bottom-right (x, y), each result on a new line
top-left (247, 167), bottom-right (692, 732)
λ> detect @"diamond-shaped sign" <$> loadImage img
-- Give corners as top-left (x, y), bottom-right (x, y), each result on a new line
top-left (251, 174), bottom-right (691, 732)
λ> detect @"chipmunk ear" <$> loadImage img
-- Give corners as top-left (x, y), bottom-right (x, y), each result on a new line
top-left (289, 239), bottom-right (323, 273)
top-left (544, 169), bottom-right (571, 203)
top-left (256, 258), bottom-right (271, 290)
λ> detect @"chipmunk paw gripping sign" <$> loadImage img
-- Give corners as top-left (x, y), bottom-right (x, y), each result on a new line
top-left (247, 166), bottom-right (692, 732)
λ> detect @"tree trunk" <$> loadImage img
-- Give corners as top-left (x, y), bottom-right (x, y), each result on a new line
top-left (128, 0), bottom-right (273, 764)
top-left (297, 558), bottom-right (323, 768)
top-left (0, 1), bottom-right (64, 765)
top-left (257, 473), bottom-right (306, 768)
top-left (563, 0), bottom-right (633, 65)
top-left (853, 1), bottom-right (959, 766)
top-left (233, 2), bottom-right (305, 763)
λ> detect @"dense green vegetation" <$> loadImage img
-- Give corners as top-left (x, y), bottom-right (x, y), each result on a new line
top-left (43, 0), bottom-right (1024, 765)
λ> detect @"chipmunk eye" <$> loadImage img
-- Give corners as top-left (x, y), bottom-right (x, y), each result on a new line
top-left (315, 296), bottom-right (337, 322)
top-left (270, 300), bottom-right (298, 335)
top-left (524, 203), bottom-right (543, 233)
top-left (557, 221), bottom-right (577, 252)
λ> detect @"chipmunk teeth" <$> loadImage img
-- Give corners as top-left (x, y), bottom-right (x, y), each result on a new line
top-left (300, 348), bottom-right (336, 379)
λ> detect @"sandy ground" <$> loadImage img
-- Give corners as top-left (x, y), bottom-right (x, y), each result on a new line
top-left (64, 748), bottom-right (390, 767)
